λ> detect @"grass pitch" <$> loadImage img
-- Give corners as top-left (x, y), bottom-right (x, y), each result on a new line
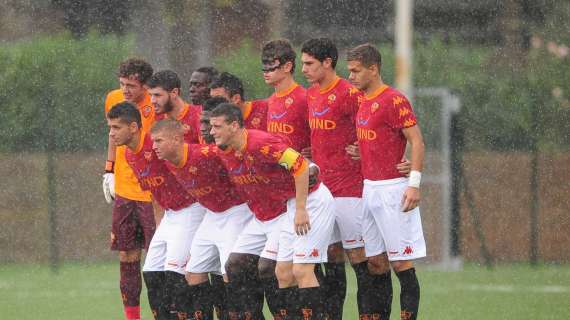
top-left (0, 262), bottom-right (569, 319)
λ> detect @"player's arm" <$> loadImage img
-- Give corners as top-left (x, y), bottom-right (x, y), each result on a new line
top-left (401, 125), bottom-right (425, 212)
top-left (103, 96), bottom-right (117, 203)
top-left (151, 197), bottom-right (165, 227)
top-left (278, 148), bottom-right (310, 235)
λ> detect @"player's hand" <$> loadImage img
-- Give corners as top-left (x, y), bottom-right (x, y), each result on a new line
top-left (102, 173), bottom-right (115, 204)
top-left (397, 158), bottom-right (412, 176)
top-left (401, 187), bottom-right (420, 212)
top-left (308, 163), bottom-right (320, 188)
top-left (301, 147), bottom-right (312, 160)
top-left (345, 141), bottom-right (360, 160)
top-left (294, 208), bottom-right (311, 236)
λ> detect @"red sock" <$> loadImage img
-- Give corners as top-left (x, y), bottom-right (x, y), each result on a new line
top-left (120, 261), bottom-right (142, 319)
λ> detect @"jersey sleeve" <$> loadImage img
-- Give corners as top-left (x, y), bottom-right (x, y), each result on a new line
top-left (256, 135), bottom-right (307, 176)
top-left (387, 94), bottom-right (417, 129)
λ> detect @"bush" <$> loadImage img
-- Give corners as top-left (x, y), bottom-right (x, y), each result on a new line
top-left (0, 32), bottom-right (134, 152)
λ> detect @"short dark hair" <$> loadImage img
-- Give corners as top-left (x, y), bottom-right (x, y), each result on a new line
top-left (346, 43), bottom-right (382, 68)
top-left (150, 119), bottom-right (184, 136)
top-left (210, 102), bottom-right (244, 128)
top-left (147, 70), bottom-right (181, 92)
top-left (107, 102), bottom-right (142, 129)
top-left (118, 58), bottom-right (153, 84)
top-left (209, 72), bottom-right (244, 99)
top-left (194, 66), bottom-right (219, 84)
top-left (301, 38), bottom-right (338, 69)
top-left (262, 39), bottom-right (296, 73)
top-left (203, 96), bottom-right (229, 112)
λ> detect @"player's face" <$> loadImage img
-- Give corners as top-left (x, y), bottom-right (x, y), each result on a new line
top-left (107, 118), bottom-right (136, 146)
top-left (119, 76), bottom-right (146, 103)
top-left (200, 111), bottom-right (215, 144)
top-left (151, 131), bottom-right (177, 160)
top-left (301, 53), bottom-right (326, 84)
top-left (262, 59), bottom-right (289, 86)
top-left (189, 72), bottom-right (210, 105)
top-left (210, 116), bottom-right (238, 148)
top-left (149, 86), bottom-right (176, 115)
top-left (347, 60), bottom-right (375, 92)
top-left (211, 87), bottom-right (242, 105)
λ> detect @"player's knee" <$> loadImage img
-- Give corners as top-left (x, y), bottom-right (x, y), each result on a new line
top-left (346, 247), bottom-right (367, 265)
top-left (118, 250), bottom-right (141, 263)
top-left (391, 260), bottom-right (413, 273)
top-left (257, 258), bottom-right (276, 279)
top-left (368, 254), bottom-right (391, 275)
top-left (275, 262), bottom-right (294, 286)
top-left (186, 272), bottom-right (209, 286)
top-left (292, 263), bottom-right (315, 282)
top-left (224, 253), bottom-right (243, 278)
top-left (327, 242), bottom-right (346, 263)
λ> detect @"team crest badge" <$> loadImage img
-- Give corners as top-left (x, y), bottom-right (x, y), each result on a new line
top-left (188, 166), bottom-right (198, 175)
top-left (285, 97), bottom-right (294, 107)
top-left (328, 94), bottom-right (336, 103)
top-left (144, 151), bottom-right (153, 161)
top-left (182, 124), bottom-right (191, 134)
top-left (142, 105), bottom-right (152, 118)
top-left (371, 102), bottom-right (380, 113)
top-left (234, 151), bottom-right (243, 160)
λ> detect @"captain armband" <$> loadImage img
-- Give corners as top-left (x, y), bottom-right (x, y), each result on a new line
top-left (278, 148), bottom-right (308, 176)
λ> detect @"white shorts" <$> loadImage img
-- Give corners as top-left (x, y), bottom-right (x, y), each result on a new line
top-left (362, 178), bottom-right (427, 261)
top-left (142, 203), bottom-right (206, 275)
top-left (278, 184), bottom-right (336, 264)
top-left (328, 197), bottom-right (365, 249)
top-left (231, 211), bottom-right (287, 261)
top-left (186, 203), bottom-right (253, 275)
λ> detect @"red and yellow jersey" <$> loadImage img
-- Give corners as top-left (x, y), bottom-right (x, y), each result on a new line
top-left (357, 85), bottom-right (417, 181)
top-left (125, 132), bottom-right (195, 210)
top-left (307, 77), bottom-right (363, 197)
top-left (243, 99), bottom-right (268, 130)
top-left (166, 144), bottom-right (244, 212)
top-left (156, 104), bottom-right (201, 144)
top-left (216, 129), bottom-right (316, 221)
top-left (105, 89), bottom-right (155, 202)
top-left (267, 83), bottom-right (311, 151)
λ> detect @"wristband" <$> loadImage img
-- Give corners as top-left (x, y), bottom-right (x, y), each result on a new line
top-left (105, 160), bottom-right (115, 173)
top-left (408, 170), bottom-right (421, 188)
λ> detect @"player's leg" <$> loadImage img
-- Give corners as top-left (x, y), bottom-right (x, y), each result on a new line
top-left (112, 196), bottom-right (154, 320)
top-left (322, 237), bottom-right (347, 320)
top-left (163, 204), bottom-right (207, 319)
top-left (258, 214), bottom-right (287, 317)
top-left (224, 216), bottom-right (269, 318)
top-left (280, 184), bottom-right (336, 319)
top-left (367, 178), bottom-right (426, 320)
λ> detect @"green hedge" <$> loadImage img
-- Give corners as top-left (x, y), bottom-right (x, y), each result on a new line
top-left (0, 33), bottom-right (134, 152)
top-left (1, 33), bottom-right (568, 152)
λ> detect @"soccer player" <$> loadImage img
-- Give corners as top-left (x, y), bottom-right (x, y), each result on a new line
top-left (347, 43), bottom-right (426, 320)
top-left (189, 66), bottom-right (219, 108)
top-left (209, 72), bottom-right (268, 131)
top-left (107, 102), bottom-right (206, 320)
top-left (210, 103), bottom-right (336, 319)
top-left (102, 58), bottom-right (156, 320)
top-left (261, 39), bottom-right (310, 152)
top-left (147, 70), bottom-right (201, 143)
top-left (151, 119), bottom-right (254, 319)
top-left (300, 37), bottom-right (373, 318)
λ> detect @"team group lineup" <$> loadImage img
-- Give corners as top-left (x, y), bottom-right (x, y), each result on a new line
top-left (102, 37), bottom-right (426, 320)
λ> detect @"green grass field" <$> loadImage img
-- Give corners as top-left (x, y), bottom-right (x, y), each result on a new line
top-left (1, 262), bottom-right (569, 319)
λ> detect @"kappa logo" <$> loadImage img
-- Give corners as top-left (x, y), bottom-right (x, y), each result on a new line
top-left (371, 102), bottom-right (380, 113)
top-left (188, 166), bottom-right (198, 175)
top-left (393, 96), bottom-right (405, 106)
top-left (310, 249), bottom-right (319, 257)
top-left (403, 119), bottom-right (417, 127)
top-left (312, 106), bottom-right (330, 117)
top-left (399, 107), bottom-right (410, 118)
top-left (403, 246), bottom-right (414, 255)
top-left (400, 310), bottom-right (413, 320)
